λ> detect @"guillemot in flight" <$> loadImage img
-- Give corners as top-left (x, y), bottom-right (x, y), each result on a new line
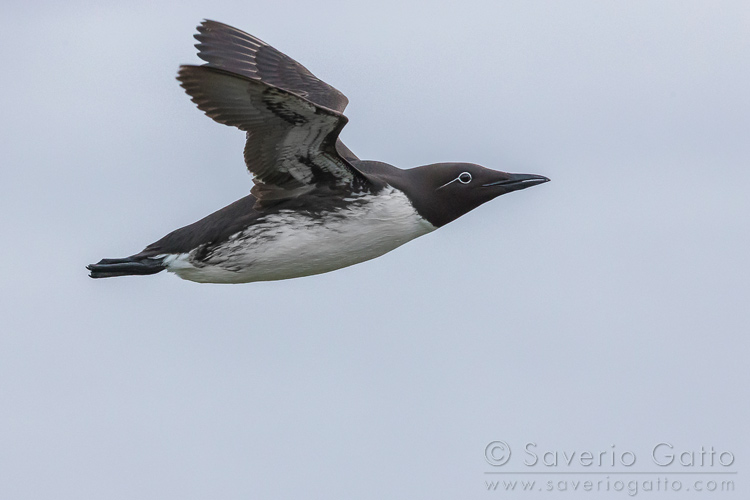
top-left (88, 20), bottom-right (549, 284)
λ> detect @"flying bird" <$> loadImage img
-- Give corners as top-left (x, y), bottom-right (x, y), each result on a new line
top-left (88, 20), bottom-right (549, 284)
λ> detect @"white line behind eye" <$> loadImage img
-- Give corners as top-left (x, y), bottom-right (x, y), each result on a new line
top-left (437, 178), bottom-right (458, 190)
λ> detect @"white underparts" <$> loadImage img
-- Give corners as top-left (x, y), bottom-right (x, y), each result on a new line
top-left (162, 187), bottom-right (436, 283)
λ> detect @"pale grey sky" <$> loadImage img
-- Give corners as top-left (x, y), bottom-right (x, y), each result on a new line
top-left (1, 1), bottom-right (748, 499)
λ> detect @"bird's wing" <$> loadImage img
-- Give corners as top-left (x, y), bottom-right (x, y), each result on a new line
top-left (194, 20), bottom-right (360, 164)
top-left (178, 64), bottom-right (371, 206)
top-left (335, 139), bottom-right (360, 162)
top-left (195, 20), bottom-right (349, 113)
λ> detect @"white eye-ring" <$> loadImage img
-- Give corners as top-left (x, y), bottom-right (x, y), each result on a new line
top-left (437, 171), bottom-right (473, 190)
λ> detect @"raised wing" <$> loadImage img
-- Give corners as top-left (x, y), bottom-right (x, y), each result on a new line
top-left (194, 20), bottom-right (360, 163)
top-left (178, 65), bottom-right (370, 205)
top-left (195, 20), bottom-right (349, 113)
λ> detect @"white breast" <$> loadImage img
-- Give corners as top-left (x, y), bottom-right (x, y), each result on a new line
top-left (162, 187), bottom-right (436, 283)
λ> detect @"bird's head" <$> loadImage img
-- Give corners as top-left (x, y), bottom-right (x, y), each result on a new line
top-left (404, 162), bottom-right (550, 227)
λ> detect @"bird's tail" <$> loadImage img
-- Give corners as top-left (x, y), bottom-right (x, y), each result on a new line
top-left (87, 255), bottom-right (166, 279)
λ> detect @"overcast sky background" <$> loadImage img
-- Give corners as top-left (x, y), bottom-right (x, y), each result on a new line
top-left (1, 1), bottom-right (748, 499)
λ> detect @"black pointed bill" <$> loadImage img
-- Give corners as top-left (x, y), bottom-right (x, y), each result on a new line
top-left (482, 173), bottom-right (550, 193)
